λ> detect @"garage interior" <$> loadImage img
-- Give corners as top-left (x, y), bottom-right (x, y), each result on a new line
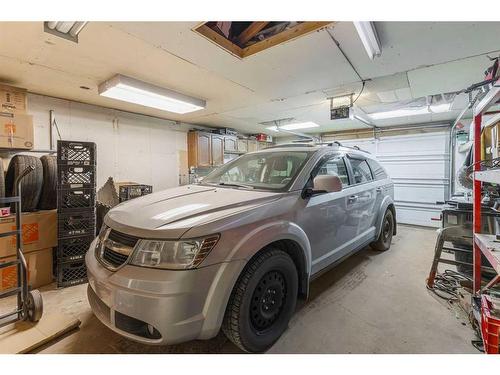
top-left (0, 20), bottom-right (500, 354)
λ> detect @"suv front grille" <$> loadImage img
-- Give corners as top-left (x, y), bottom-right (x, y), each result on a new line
top-left (102, 246), bottom-right (130, 267)
top-left (108, 229), bottom-right (139, 247)
top-left (97, 229), bottom-right (138, 270)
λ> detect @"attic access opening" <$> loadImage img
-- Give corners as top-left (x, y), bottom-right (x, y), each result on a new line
top-left (194, 21), bottom-right (332, 59)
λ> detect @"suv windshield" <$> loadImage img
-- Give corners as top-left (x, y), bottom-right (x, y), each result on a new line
top-left (202, 151), bottom-right (312, 191)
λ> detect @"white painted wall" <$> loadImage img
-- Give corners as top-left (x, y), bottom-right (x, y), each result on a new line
top-left (25, 94), bottom-right (188, 191)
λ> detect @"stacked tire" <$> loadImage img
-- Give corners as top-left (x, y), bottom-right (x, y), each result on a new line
top-left (2, 154), bottom-right (57, 212)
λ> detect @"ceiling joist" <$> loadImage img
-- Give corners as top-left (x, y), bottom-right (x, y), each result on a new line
top-left (194, 21), bottom-right (333, 59)
top-left (235, 22), bottom-right (269, 45)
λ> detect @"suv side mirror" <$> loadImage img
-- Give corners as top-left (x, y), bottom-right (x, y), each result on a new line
top-left (302, 175), bottom-right (342, 199)
top-left (313, 175), bottom-right (342, 193)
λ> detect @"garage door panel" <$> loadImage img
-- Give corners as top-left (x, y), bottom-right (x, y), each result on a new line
top-left (382, 160), bottom-right (447, 180)
top-left (396, 204), bottom-right (441, 227)
top-left (339, 128), bottom-right (449, 227)
top-left (394, 182), bottom-right (445, 204)
top-left (378, 133), bottom-right (447, 153)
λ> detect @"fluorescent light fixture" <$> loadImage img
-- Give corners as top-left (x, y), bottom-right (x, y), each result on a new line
top-left (266, 122), bottom-right (320, 132)
top-left (98, 74), bottom-right (206, 114)
top-left (368, 103), bottom-right (451, 120)
top-left (353, 21), bottom-right (381, 59)
top-left (44, 21), bottom-right (88, 43)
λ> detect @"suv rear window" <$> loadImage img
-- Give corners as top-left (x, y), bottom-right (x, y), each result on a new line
top-left (349, 158), bottom-right (373, 184)
top-left (367, 159), bottom-right (388, 180)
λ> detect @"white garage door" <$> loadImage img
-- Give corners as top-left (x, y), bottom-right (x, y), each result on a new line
top-left (339, 131), bottom-right (449, 227)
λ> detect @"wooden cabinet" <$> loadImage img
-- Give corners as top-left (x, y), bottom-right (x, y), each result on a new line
top-left (188, 131), bottom-right (211, 168)
top-left (237, 139), bottom-right (248, 153)
top-left (211, 134), bottom-right (224, 166)
top-left (258, 141), bottom-right (268, 150)
top-left (224, 136), bottom-right (238, 152)
top-left (188, 131), bottom-right (227, 168)
top-left (189, 131), bottom-right (273, 168)
top-left (247, 140), bottom-right (258, 153)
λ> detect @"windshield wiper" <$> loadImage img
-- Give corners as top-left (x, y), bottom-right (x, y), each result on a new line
top-left (217, 182), bottom-right (255, 189)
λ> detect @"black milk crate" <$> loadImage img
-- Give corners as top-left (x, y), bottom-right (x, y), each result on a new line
top-left (57, 140), bottom-right (96, 166)
top-left (57, 235), bottom-right (94, 262)
top-left (58, 165), bottom-right (96, 189)
top-left (58, 187), bottom-right (96, 211)
top-left (119, 184), bottom-right (153, 202)
top-left (58, 210), bottom-right (96, 238)
top-left (57, 259), bottom-right (87, 288)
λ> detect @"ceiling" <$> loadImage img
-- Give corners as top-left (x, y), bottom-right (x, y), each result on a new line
top-left (0, 21), bottom-right (499, 136)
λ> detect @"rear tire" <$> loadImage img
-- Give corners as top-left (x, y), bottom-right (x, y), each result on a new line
top-left (371, 209), bottom-right (394, 251)
top-left (222, 248), bottom-right (298, 353)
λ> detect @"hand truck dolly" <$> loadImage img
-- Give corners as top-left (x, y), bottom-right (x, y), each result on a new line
top-left (0, 165), bottom-right (43, 329)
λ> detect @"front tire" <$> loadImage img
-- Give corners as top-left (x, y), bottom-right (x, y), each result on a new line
top-left (371, 209), bottom-right (394, 251)
top-left (222, 248), bottom-right (298, 353)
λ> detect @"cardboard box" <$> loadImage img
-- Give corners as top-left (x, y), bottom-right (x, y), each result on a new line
top-left (0, 210), bottom-right (57, 258)
top-left (0, 84), bottom-right (27, 114)
top-left (0, 247), bottom-right (53, 291)
top-left (0, 112), bottom-right (34, 149)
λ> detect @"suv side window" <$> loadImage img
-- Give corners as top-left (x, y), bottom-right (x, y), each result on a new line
top-left (316, 155), bottom-right (350, 187)
top-left (367, 159), bottom-right (388, 180)
top-left (349, 158), bottom-right (373, 184)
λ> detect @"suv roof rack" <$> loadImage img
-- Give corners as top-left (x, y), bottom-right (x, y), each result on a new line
top-left (264, 143), bottom-right (316, 149)
top-left (315, 141), bottom-right (371, 154)
top-left (261, 141), bottom-right (371, 154)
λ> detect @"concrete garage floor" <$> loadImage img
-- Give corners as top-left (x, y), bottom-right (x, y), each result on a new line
top-left (8, 225), bottom-right (478, 354)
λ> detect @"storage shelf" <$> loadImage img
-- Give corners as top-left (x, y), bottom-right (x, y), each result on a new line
top-left (475, 169), bottom-right (500, 184)
top-left (474, 79), bottom-right (500, 116)
top-left (474, 233), bottom-right (500, 274)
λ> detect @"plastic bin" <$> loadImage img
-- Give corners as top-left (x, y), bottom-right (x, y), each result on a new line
top-left (57, 260), bottom-right (87, 288)
top-left (56, 235), bottom-right (94, 262)
top-left (58, 210), bottom-right (96, 238)
top-left (58, 165), bottom-right (96, 189)
top-left (481, 294), bottom-right (500, 354)
top-left (57, 140), bottom-right (96, 166)
top-left (57, 188), bottom-right (96, 211)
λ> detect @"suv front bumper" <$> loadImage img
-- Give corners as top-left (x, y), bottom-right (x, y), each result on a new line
top-left (85, 240), bottom-right (245, 345)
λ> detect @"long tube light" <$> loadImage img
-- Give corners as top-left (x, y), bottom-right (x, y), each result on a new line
top-left (353, 22), bottom-right (381, 60)
top-left (266, 121), bottom-right (319, 132)
top-left (44, 22), bottom-right (88, 42)
top-left (368, 103), bottom-right (451, 120)
top-left (98, 74), bottom-right (206, 114)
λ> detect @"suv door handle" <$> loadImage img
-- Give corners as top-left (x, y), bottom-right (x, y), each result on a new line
top-left (348, 195), bottom-right (358, 202)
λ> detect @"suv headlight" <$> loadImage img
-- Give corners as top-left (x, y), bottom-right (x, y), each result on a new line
top-left (129, 235), bottom-right (219, 270)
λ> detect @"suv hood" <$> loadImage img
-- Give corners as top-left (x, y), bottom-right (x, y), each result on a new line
top-left (105, 184), bottom-right (282, 239)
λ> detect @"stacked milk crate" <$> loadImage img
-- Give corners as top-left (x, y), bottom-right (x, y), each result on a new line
top-left (56, 140), bottom-right (97, 287)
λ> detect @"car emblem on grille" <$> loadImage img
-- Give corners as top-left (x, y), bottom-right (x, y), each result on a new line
top-left (103, 238), bottom-right (133, 256)
top-left (96, 228), bottom-right (134, 270)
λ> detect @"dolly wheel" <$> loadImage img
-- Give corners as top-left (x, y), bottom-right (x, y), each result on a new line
top-left (26, 289), bottom-right (43, 322)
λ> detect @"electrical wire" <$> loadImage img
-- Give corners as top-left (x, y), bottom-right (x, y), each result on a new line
top-left (352, 81), bottom-right (366, 105)
top-left (325, 28), bottom-right (367, 108)
top-left (427, 269), bottom-right (472, 301)
top-left (53, 118), bottom-right (62, 140)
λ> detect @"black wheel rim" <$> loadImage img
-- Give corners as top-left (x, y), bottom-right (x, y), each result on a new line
top-left (382, 215), bottom-right (392, 243)
top-left (250, 271), bottom-right (287, 333)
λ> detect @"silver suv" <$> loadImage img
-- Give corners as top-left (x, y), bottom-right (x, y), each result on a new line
top-left (86, 143), bottom-right (396, 353)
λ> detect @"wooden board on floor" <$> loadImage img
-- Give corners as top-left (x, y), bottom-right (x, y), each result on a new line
top-left (0, 312), bottom-right (81, 353)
